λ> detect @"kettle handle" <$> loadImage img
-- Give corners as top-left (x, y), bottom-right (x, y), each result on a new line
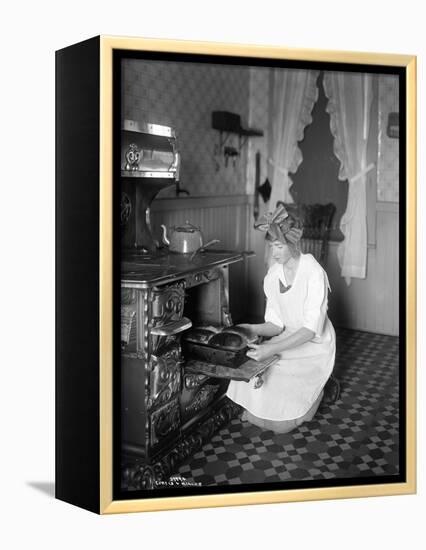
top-left (160, 224), bottom-right (170, 246)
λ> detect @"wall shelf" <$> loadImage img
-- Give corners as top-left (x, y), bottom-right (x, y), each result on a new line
top-left (211, 111), bottom-right (263, 157)
top-left (121, 170), bottom-right (176, 179)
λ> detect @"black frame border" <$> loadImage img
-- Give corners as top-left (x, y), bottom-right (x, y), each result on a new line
top-left (112, 48), bottom-right (407, 502)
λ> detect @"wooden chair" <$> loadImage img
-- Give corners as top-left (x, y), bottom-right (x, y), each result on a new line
top-left (276, 202), bottom-right (336, 265)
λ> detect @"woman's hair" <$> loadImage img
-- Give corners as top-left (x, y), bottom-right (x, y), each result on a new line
top-left (265, 207), bottom-right (304, 258)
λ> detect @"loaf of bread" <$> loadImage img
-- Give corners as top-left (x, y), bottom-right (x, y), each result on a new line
top-left (223, 325), bottom-right (257, 344)
top-left (184, 328), bottom-right (217, 344)
top-left (208, 331), bottom-right (245, 350)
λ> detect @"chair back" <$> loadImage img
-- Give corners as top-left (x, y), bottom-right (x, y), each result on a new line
top-left (277, 202), bottom-right (336, 265)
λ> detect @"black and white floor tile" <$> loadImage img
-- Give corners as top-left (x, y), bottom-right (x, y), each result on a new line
top-left (178, 329), bottom-right (400, 486)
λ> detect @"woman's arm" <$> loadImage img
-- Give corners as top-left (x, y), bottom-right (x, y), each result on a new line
top-left (246, 327), bottom-right (315, 362)
top-left (238, 322), bottom-right (282, 339)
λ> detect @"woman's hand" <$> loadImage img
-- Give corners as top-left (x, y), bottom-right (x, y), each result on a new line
top-left (246, 343), bottom-right (275, 362)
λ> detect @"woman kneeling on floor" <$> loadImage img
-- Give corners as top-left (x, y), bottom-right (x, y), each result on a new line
top-left (227, 205), bottom-right (336, 434)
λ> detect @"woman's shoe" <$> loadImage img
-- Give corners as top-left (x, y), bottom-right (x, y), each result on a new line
top-left (323, 375), bottom-right (341, 404)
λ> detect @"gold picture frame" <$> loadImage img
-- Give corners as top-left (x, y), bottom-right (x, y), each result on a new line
top-left (56, 35), bottom-right (416, 514)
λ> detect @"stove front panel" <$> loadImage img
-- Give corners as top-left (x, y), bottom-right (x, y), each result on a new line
top-left (121, 262), bottom-right (235, 465)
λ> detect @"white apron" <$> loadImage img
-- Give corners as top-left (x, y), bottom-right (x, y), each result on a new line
top-left (227, 254), bottom-right (336, 421)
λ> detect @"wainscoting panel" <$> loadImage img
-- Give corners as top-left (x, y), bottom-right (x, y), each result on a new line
top-left (326, 202), bottom-right (399, 336)
top-left (150, 195), bottom-right (251, 322)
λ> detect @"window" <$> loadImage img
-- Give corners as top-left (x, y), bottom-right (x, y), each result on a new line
top-left (290, 72), bottom-right (377, 245)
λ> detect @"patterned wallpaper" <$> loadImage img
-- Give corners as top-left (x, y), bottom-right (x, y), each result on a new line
top-left (122, 60), bottom-right (399, 203)
top-left (122, 58), bottom-right (251, 197)
top-left (377, 75), bottom-right (399, 202)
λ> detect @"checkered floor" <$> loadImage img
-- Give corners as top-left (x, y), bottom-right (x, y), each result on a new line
top-left (178, 329), bottom-right (400, 486)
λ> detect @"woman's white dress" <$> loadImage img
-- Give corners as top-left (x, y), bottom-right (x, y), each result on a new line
top-left (227, 253), bottom-right (336, 421)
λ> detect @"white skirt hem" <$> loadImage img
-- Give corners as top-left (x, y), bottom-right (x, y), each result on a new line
top-left (227, 384), bottom-right (326, 422)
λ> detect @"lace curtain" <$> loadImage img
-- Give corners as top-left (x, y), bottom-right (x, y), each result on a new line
top-left (323, 72), bottom-right (374, 284)
top-left (267, 69), bottom-right (320, 209)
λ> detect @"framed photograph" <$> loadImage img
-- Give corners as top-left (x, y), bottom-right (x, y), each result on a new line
top-left (55, 36), bottom-right (416, 514)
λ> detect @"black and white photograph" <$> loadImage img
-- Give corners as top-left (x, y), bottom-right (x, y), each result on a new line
top-left (117, 52), bottom-right (406, 497)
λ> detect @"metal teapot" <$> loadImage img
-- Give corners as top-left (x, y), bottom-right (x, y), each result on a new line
top-left (160, 221), bottom-right (220, 256)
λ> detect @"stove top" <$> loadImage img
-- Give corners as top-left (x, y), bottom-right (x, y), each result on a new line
top-left (121, 249), bottom-right (246, 287)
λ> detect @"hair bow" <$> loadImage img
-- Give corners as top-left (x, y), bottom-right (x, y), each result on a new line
top-left (254, 204), bottom-right (288, 232)
top-left (254, 204), bottom-right (303, 244)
